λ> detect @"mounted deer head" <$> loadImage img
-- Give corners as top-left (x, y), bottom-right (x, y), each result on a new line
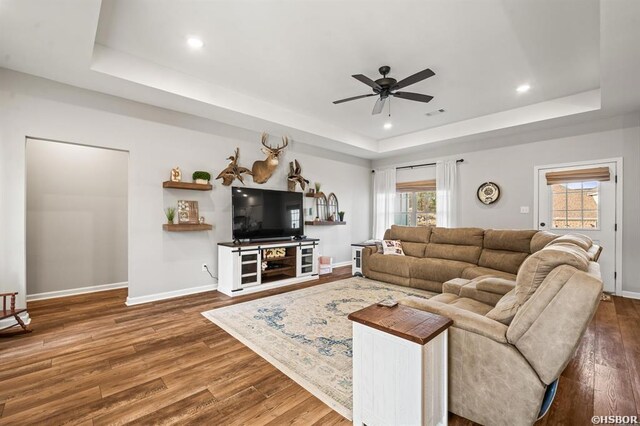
top-left (251, 132), bottom-right (288, 184)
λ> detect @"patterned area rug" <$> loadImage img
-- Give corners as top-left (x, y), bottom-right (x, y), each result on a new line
top-left (201, 277), bottom-right (434, 419)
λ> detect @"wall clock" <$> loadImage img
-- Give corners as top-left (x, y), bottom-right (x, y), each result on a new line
top-left (477, 182), bottom-right (500, 205)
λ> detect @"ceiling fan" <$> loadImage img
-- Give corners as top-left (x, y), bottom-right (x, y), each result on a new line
top-left (333, 65), bottom-right (435, 115)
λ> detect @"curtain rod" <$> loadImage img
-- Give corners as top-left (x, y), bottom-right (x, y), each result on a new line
top-left (371, 158), bottom-right (464, 173)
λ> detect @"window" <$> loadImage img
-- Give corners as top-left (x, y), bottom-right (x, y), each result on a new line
top-left (395, 190), bottom-right (436, 227)
top-left (551, 181), bottom-right (599, 229)
top-left (290, 208), bottom-right (300, 229)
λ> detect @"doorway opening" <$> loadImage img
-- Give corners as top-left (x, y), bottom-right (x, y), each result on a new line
top-left (534, 158), bottom-right (622, 295)
top-left (26, 138), bottom-right (129, 300)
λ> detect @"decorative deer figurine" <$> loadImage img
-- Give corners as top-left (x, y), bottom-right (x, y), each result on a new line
top-left (251, 133), bottom-right (288, 184)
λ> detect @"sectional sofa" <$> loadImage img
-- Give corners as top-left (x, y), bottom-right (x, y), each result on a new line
top-left (361, 225), bottom-right (603, 426)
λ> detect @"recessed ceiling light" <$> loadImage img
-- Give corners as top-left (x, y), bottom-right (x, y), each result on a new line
top-left (516, 84), bottom-right (531, 93)
top-left (383, 122), bottom-right (393, 130)
top-left (187, 37), bottom-right (204, 49)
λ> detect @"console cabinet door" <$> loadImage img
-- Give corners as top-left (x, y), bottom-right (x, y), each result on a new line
top-left (237, 249), bottom-right (261, 289)
top-left (297, 244), bottom-right (317, 277)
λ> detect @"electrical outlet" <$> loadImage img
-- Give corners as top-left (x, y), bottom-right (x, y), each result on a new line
top-left (520, 206), bottom-right (530, 214)
top-left (202, 263), bottom-right (208, 272)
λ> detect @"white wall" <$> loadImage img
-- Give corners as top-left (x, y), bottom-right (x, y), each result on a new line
top-left (26, 139), bottom-right (128, 295)
top-left (0, 69), bottom-right (371, 306)
top-left (373, 115), bottom-right (640, 293)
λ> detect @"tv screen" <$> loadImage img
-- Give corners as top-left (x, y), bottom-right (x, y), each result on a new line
top-left (232, 187), bottom-right (304, 241)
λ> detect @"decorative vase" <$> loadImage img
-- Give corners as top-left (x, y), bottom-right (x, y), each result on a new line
top-left (195, 179), bottom-right (209, 185)
top-left (338, 213), bottom-right (345, 222)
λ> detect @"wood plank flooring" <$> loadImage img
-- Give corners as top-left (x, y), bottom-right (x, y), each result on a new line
top-left (0, 267), bottom-right (638, 425)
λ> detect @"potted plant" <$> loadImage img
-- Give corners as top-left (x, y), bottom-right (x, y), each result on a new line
top-left (314, 182), bottom-right (321, 193)
top-left (165, 207), bottom-right (176, 224)
top-left (338, 211), bottom-right (345, 222)
top-left (192, 171), bottom-right (211, 185)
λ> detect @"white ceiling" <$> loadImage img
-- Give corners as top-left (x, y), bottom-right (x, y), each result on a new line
top-left (1, 0), bottom-right (639, 158)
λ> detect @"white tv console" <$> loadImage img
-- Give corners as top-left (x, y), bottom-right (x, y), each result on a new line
top-left (217, 238), bottom-right (319, 296)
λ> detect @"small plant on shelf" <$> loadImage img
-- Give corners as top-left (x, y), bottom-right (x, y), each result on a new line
top-left (192, 171), bottom-right (211, 184)
top-left (314, 182), bottom-right (321, 193)
top-left (165, 207), bottom-right (176, 224)
top-left (338, 211), bottom-right (345, 221)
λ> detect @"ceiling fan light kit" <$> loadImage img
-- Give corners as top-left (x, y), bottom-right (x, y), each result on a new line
top-left (333, 65), bottom-right (435, 115)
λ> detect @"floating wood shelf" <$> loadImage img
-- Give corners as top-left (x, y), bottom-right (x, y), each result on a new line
top-left (163, 223), bottom-right (213, 232)
top-left (163, 181), bottom-right (212, 191)
top-left (305, 221), bottom-right (346, 226)
top-left (305, 192), bottom-right (324, 198)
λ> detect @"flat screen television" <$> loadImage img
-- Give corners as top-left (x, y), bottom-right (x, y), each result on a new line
top-left (232, 187), bottom-right (304, 241)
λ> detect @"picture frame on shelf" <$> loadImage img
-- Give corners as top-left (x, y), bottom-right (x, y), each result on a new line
top-left (177, 200), bottom-right (199, 224)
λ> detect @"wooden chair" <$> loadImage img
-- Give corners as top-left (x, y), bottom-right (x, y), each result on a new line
top-left (1, 292), bottom-right (32, 336)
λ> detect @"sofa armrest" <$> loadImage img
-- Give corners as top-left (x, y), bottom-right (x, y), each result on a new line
top-left (475, 276), bottom-right (516, 295)
top-left (399, 296), bottom-right (508, 344)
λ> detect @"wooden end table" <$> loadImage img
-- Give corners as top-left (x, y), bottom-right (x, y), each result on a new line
top-left (348, 303), bottom-right (453, 426)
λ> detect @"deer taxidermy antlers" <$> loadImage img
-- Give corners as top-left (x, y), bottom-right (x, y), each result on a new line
top-left (251, 132), bottom-right (288, 184)
top-left (216, 147), bottom-right (252, 186)
top-left (287, 159), bottom-right (309, 192)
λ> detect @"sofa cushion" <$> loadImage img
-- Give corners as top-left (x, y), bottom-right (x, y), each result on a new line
top-left (478, 249), bottom-right (529, 275)
top-left (425, 243), bottom-right (482, 264)
top-left (459, 282), bottom-right (504, 306)
top-left (515, 244), bottom-right (590, 305)
top-left (546, 234), bottom-right (593, 251)
top-left (429, 293), bottom-right (494, 315)
top-left (430, 227), bottom-right (484, 247)
top-left (461, 266), bottom-right (517, 281)
top-left (483, 229), bottom-right (538, 253)
top-left (443, 278), bottom-right (471, 295)
top-left (486, 289), bottom-right (519, 325)
top-left (530, 231), bottom-right (559, 253)
top-left (389, 225), bottom-right (432, 243)
top-left (367, 253), bottom-right (415, 277)
top-left (401, 242), bottom-right (427, 258)
top-left (410, 258), bottom-right (476, 283)
top-left (409, 277), bottom-right (444, 293)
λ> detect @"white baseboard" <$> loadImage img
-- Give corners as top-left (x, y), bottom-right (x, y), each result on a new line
top-left (332, 261), bottom-right (352, 268)
top-left (0, 311), bottom-right (31, 330)
top-left (126, 283), bottom-right (217, 306)
top-left (622, 291), bottom-right (640, 300)
top-left (27, 282), bottom-right (128, 301)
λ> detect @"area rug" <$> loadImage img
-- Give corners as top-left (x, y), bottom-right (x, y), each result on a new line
top-left (201, 277), bottom-right (434, 419)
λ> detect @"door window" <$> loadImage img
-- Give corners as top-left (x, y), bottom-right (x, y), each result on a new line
top-left (551, 181), bottom-right (599, 230)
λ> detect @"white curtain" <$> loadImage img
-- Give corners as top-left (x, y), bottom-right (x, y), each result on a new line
top-left (372, 168), bottom-right (396, 239)
top-left (436, 160), bottom-right (458, 228)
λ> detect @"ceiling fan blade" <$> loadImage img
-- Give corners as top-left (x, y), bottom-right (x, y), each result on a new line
top-left (393, 68), bottom-right (435, 90)
top-left (352, 74), bottom-right (382, 90)
top-left (372, 97), bottom-right (386, 115)
top-left (333, 93), bottom-right (377, 104)
top-left (393, 91), bottom-right (434, 103)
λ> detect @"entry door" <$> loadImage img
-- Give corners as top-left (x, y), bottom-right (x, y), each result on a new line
top-left (537, 161), bottom-right (617, 293)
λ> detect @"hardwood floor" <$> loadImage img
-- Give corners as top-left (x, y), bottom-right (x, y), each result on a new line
top-left (0, 267), bottom-right (638, 425)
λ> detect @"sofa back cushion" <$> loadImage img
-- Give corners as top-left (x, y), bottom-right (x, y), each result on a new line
top-left (430, 227), bottom-right (484, 246)
top-left (530, 231), bottom-right (559, 253)
top-left (514, 244), bottom-right (590, 305)
top-left (483, 229), bottom-right (538, 253)
top-left (401, 242), bottom-right (427, 258)
top-left (478, 250), bottom-right (529, 275)
top-left (389, 225), bottom-right (432, 243)
top-left (546, 233), bottom-right (593, 251)
top-left (425, 243), bottom-right (482, 264)
top-left (426, 227), bottom-right (484, 263)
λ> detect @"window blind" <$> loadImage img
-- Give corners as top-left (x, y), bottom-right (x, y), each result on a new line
top-left (396, 179), bottom-right (436, 192)
top-left (545, 167), bottom-right (610, 185)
